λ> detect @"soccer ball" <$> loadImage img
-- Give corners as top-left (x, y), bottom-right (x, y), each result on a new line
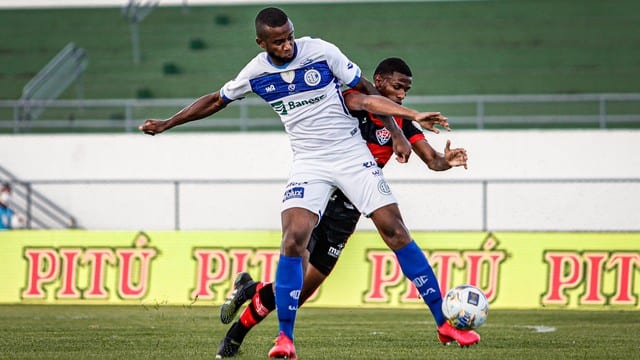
top-left (442, 285), bottom-right (489, 330)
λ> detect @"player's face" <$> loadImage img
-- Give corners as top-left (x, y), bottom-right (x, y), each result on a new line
top-left (256, 20), bottom-right (296, 66)
top-left (374, 72), bottom-right (413, 105)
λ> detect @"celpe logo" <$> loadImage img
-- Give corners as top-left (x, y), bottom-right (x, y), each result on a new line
top-left (265, 84), bottom-right (276, 93)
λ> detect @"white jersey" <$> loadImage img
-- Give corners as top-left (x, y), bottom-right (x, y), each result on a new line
top-left (220, 37), bottom-right (365, 159)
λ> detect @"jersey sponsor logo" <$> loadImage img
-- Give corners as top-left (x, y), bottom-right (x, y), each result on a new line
top-left (347, 62), bottom-right (354, 69)
top-left (300, 57), bottom-right (314, 66)
top-left (270, 94), bottom-right (327, 116)
top-left (377, 179), bottom-right (391, 195)
top-left (271, 100), bottom-right (288, 115)
top-left (265, 84), bottom-right (276, 93)
top-left (375, 128), bottom-right (391, 145)
top-left (282, 186), bottom-right (305, 202)
top-left (303, 69), bottom-right (321, 86)
top-left (288, 84), bottom-right (296, 92)
top-left (371, 169), bottom-right (382, 177)
top-left (362, 161), bottom-right (377, 168)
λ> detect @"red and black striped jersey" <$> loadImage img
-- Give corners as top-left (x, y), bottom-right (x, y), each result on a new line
top-left (343, 89), bottom-right (425, 168)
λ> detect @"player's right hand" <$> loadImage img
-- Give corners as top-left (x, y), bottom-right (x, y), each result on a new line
top-left (139, 119), bottom-right (166, 136)
top-left (415, 112), bottom-right (450, 133)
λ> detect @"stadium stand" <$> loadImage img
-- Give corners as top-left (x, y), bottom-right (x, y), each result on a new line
top-left (0, 0), bottom-right (638, 132)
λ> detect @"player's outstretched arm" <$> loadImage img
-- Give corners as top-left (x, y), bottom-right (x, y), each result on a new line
top-left (413, 139), bottom-right (468, 171)
top-left (139, 91), bottom-right (229, 135)
top-left (345, 92), bottom-right (449, 131)
top-left (350, 78), bottom-right (411, 163)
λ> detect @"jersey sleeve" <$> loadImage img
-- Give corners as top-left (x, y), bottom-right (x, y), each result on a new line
top-left (401, 118), bottom-right (426, 144)
top-left (323, 40), bottom-right (361, 88)
top-left (219, 60), bottom-right (257, 102)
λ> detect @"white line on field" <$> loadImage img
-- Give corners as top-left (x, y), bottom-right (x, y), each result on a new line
top-left (522, 325), bottom-right (557, 333)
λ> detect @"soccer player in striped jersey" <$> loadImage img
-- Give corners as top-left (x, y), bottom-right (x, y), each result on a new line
top-left (214, 57), bottom-right (473, 358)
top-left (140, 8), bottom-right (475, 359)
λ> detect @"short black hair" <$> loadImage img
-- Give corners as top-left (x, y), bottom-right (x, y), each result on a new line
top-left (374, 57), bottom-right (412, 77)
top-left (255, 7), bottom-right (289, 29)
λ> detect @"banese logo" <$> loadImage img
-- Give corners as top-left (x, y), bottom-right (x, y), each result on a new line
top-left (270, 94), bottom-right (326, 116)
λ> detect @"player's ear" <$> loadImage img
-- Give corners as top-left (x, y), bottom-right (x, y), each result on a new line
top-left (373, 74), bottom-right (384, 87)
top-left (256, 38), bottom-right (265, 49)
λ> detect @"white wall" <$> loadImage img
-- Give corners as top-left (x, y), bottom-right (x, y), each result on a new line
top-left (1, 130), bottom-right (639, 231)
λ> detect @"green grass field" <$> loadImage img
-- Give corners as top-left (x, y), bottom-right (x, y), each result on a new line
top-left (1, 1), bottom-right (639, 100)
top-left (0, 305), bottom-right (638, 359)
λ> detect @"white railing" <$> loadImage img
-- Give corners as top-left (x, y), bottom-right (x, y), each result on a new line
top-left (1, 93), bottom-right (639, 133)
top-left (10, 177), bottom-right (640, 232)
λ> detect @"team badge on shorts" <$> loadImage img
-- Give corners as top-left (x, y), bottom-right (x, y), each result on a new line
top-left (376, 128), bottom-right (391, 145)
top-left (377, 179), bottom-right (391, 195)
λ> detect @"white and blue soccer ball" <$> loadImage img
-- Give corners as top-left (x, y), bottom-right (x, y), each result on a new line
top-left (442, 285), bottom-right (489, 330)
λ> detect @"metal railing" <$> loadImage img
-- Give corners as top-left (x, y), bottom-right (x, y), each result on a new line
top-left (18, 42), bottom-right (88, 122)
top-left (11, 177), bottom-right (640, 232)
top-left (1, 93), bottom-right (639, 133)
top-left (0, 165), bottom-right (78, 229)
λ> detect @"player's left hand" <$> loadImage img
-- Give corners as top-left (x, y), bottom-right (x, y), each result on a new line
top-left (391, 132), bottom-right (411, 163)
top-left (444, 140), bottom-right (468, 169)
top-left (138, 119), bottom-right (167, 135)
top-left (415, 112), bottom-right (450, 134)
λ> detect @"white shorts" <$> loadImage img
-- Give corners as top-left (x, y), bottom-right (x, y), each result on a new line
top-left (281, 144), bottom-right (397, 218)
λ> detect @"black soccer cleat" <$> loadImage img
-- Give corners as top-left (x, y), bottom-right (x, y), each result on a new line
top-left (220, 272), bottom-right (255, 324)
top-left (215, 336), bottom-right (241, 358)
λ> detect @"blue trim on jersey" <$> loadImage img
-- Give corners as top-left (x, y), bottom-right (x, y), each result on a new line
top-left (249, 61), bottom-right (336, 102)
top-left (335, 82), bottom-right (350, 115)
top-left (347, 69), bottom-right (361, 88)
top-left (220, 89), bottom-right (234, 103)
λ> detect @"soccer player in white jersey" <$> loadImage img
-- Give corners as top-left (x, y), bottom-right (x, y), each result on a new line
top-left (139, 7), bottom-right (479, 359)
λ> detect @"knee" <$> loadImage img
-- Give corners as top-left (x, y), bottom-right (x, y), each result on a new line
top-left (281, 211), bottom-right (316, 256)
top-left (382, 229), bottom-right (411, 250)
